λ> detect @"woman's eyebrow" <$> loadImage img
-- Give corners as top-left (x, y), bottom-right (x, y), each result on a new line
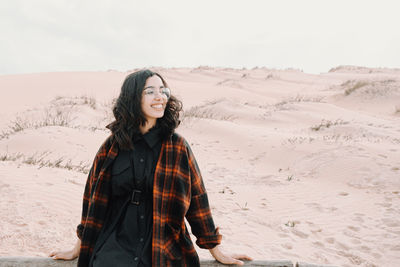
top-left (144, 85), bottom-right (165, 89)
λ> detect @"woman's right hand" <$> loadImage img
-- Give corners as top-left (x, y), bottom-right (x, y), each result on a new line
top-left (49, 239), bottom-right (81, 260)
top-left (49, 249), bottom-right (78, 260)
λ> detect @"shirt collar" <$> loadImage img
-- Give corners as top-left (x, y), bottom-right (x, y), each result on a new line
top-left (133, 126), bottom-right (162, 148)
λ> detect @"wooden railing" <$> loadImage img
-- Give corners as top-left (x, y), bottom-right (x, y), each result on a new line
top-left (0, 257), bottom-right (339, 267)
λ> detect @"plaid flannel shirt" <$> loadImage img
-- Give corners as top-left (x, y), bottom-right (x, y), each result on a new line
top-left (76, 133), bottom-right (221, 267)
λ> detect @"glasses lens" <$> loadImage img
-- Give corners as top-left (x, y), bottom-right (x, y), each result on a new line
top-left (143, 87), bottom-right (171, 98)
top-left (163, 88), bottom-right (171, 98)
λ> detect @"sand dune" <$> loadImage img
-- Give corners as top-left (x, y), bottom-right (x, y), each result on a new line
top-left (1, 66), bottom-right (399, 266)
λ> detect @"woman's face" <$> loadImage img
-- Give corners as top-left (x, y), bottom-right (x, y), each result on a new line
top-left (141, 75), bottom-right (169, 123)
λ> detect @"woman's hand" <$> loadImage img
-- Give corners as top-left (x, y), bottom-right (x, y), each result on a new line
top-left (49, 239), bottom-right (81, 260)
top-left (49, 249), bottom-right (78, 260)
top-left (209, 245), bottom-right (253, 265)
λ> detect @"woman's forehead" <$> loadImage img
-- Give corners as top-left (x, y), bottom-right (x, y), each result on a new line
top-left (145, 75), bottom-right (164, 86)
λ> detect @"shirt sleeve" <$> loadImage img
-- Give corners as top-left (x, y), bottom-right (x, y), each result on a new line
top-left (76, 135), bottom-right (114, 239)
top-left (183, 140), bottom-right (222, 249)
top-left (76, 159), bottom-right (96, 239)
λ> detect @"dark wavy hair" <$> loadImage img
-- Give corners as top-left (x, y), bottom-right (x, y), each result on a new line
top-left (106, 69), bottom-right (182, 150)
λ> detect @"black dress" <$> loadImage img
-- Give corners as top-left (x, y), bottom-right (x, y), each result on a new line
top-left (90, 127), bottom-right (162, 267)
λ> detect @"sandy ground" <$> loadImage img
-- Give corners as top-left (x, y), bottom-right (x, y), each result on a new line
top-left (0, 66), bottom-right (399, 266)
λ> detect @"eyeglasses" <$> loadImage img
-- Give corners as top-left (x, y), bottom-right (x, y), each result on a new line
top-left (143, 86), bottom-right (171, 99)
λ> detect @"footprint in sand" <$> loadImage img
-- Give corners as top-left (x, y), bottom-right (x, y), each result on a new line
top-left (336, 251), bottom-right (365, 265)
top-left (335, 241), bottom-right (350, 251)
top-left (0, 183), bottom-right (10, 190)
top-left (381, 218), bottom-right (400, 227)
top-left (347, 225), bottom-right (360, 232)
top-left (281, 243), bottom-right (293, 249)
top-left (372, 252), bottom-right (382, 259)
top-left (343, 229), bottom-right (359, 238)
top-left (377, 202), bottom-right (392, 208)
top-left (291, 228), bottom-right (308, 239)
top-left (352, 213), bottom-right (365, 223)
top-left (359, 245), bottom-right (371, 252)
top-left (350, 238), bottom-right (362, 244)
top-left (389, 244), bottom-right (400, 251)
top-left (324, 237), bottom-right (335, 244)
top-left (305, 202), bottom-right (338, 213)
top-left (312, 241), bottom-right (325, 248)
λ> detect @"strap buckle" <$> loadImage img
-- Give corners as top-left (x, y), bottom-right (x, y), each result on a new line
top-left (131, 189), bottom-right (142, 205)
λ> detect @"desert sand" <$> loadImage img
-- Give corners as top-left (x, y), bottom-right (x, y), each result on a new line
top-left (0, 66), bottom-right (399, 267)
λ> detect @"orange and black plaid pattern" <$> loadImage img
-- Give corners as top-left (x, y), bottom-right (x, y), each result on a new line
top-left (77, 133), bottom-right (221, 267)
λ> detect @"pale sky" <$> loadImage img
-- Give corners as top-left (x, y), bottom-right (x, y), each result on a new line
top-left (1, 0), bottom-right (399, 75)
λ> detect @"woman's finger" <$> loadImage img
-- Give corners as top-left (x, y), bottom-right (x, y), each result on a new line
top-left (232, 254), bottom-right (253, 261)
top-left (222, 256), bottom-right (244, 265)
top-left (231, 258), bottom-right (244, 265)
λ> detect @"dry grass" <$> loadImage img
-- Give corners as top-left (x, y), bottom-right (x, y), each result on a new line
top-left (0, 151), bottom-right (90, 174)
top-left (265, 73), bottom-right (280, 80)
top-left (0, 152), bottom-right (23, 161)
top-left (53, 95), bottom-right (97, 109)
top-left (394, 105), bottom-right (400, 115)
top-left (285, 220), bottom-right (297, 227)
top-left (182, 99), bottom-right (236, 122)
top-left (0, 106), bottom-right (73, 140)
top-left (311, 119), bottom-right (349, 131)
top-left (0, 95), bottom-right (112, 140)
top-left (343, 80), bottom-right (369, 96)
top-left (282, 136), bottom-right (315, 145)
top-left (276, 95), bottom-right (324, 106)
top-left (342, 79), bottom-right (397, 96)
top-left (235, 202), bottom-right (249, 211)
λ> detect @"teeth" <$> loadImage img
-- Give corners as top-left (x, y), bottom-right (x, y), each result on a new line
top-left (152, 104), bottom-right (162, 108)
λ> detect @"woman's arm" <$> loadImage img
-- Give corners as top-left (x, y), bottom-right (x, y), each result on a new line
top-left (49, 238), bottom-right (81, 260)
top-left (209, 245), bottom-right (253, 265)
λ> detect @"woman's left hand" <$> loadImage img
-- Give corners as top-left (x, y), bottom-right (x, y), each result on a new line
top-left (209, 245), bottom-right (253, 265)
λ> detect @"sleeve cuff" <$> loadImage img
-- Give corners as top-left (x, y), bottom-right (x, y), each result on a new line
top-left (195, 227), bottom-right (222, 249)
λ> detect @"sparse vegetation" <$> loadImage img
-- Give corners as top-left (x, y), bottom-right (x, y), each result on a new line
top-left (0, 152), bottom-right (23, 161)
top-left (0, 95), bottom-right (112, 140)
top-left (182, 99), bottom-right (236, 122)
top-left (52, 95), bottom-right (97, 109)
top-left (283, 136), bottom-right (315, 145)
top-left (343, 80), bottom-right (369, 96)
top-left (4, 106), bottom-right (73, 136)
top-left (265, 73), bottom-right (279, 80)
top-left (0, 151), bottom-right (90, 174)
top-left (235, 202), bottom-right (249, 211)
top-left (395, 105), bottom-right (400, 115)
top-left (285, 221), bottom-right (296, 227)
top-left (342, 79), bottom-right (398, 97)
top-left (276, 95), bottom-right (324, 106)
top-left (311, 119), bottom-right (349, 131)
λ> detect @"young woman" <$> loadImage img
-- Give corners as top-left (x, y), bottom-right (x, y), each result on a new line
top-left (49, 69), bottom-right (252, 266)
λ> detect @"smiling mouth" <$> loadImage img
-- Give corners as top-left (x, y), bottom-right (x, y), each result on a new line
top-left (151, 104), bottom-right (164, 109)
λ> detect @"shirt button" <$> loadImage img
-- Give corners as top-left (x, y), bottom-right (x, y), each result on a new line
top-left (134, 257), bottom-right (139, 261)
top-left (140, 158), bottom-right (144, 163)
top-left (140, 237), bottom-right (144, 242)
top-left (140, 215), bottom-right (144, 219)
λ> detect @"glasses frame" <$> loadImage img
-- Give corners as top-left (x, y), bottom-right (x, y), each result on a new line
top-left (143, 86), bottom-right (171, 99)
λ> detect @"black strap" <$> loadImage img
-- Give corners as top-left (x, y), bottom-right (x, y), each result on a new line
top-left (129, 149), bottom-right (153, 205)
